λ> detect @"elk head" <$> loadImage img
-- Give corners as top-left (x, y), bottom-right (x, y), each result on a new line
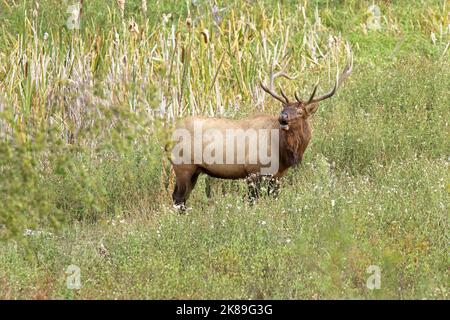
top-left (261, 55), bottom-right (353, 131)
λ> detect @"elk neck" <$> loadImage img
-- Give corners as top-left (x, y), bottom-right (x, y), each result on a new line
top-left (279, 119), bottom-right (312, 168)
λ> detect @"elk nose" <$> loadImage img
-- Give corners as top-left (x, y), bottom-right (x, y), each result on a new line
top-left (279, 111), bottom-right (289, 123)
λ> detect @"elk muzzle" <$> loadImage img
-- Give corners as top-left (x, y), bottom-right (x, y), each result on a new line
top-left (278, 111), bottom-right (290, 130)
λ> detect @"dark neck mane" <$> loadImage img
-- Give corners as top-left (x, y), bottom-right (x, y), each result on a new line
top-left (279, 122), bottom-right (310, 168)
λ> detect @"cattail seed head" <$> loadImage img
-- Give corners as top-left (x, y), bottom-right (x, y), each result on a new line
top-left (117, 0), bottom-right (125, 18)
top-left (129, 18), bottom-right (139, 34)
top-left (201, 29), bottom-right (209, 43)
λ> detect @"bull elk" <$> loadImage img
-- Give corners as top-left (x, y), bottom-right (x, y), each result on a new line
top-left (168, 53), bottom-right (353, 210)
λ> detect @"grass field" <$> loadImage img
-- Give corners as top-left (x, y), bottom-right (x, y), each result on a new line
top-left (0, 0), bottom-right (449, 299)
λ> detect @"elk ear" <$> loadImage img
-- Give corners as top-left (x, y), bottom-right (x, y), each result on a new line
top-left (305, 103), bottom-right (319, 117)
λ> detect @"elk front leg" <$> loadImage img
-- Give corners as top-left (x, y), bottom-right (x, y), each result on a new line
top-left (268, 177), bottom-right (281, 198)
top-left (246, 173), bottom-right (262, 205)
top-left (204, 176), bottom-right (214, 199)
top-left (172, 181), bottom-right (186, 210)
top-left (172, 167), bottom-right (200, 212)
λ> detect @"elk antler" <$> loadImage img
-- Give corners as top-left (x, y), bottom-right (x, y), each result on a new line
top-left (261, 56), bottom-right (297, 105)
top-left (304, 48), bottom-right (353, 106)
top-left (261, 81), bottom-right (288, 105)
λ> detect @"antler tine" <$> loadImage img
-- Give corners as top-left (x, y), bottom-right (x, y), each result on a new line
top-left (275, 71), bottom-right (297, 81)
top-left (294, 92), bottom-right (302, 103)
top-left (305, 48), bottom-right (353, 106)
top-left (280, 88), bottom-right (290, 104)
top-left (306, 81), bottom-right (319, 105)
top-left (260, 81), bottom-right (287, 104)
top-left (336, 50), bottom-right (353, 88)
